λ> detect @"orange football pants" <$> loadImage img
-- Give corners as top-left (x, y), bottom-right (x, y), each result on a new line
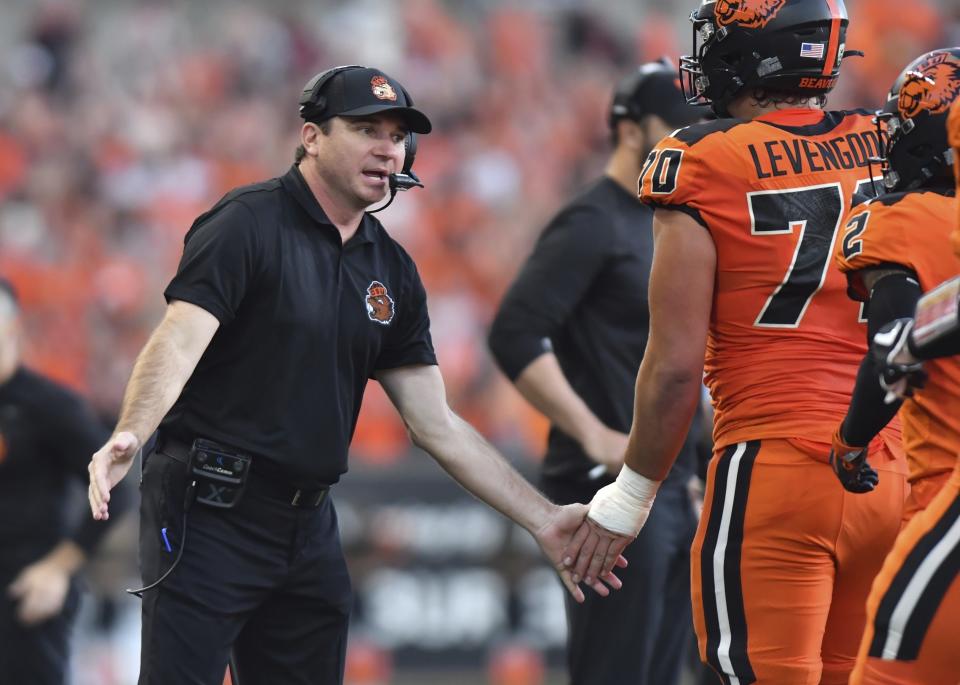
top-left (849, 460), bottom-right (960, 685)
top-left (692, 439), bottom-right (906, 685)
top-left (902, 471), bottom-right (951, 524)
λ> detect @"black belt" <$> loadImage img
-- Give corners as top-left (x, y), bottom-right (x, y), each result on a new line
top-left (156, 436), bottom-right (329, 509)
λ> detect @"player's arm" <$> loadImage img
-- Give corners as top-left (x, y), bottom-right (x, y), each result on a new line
top-left (564, 208), bottom-right (715, 585)
top-left (88, 300), bottom-right (219, 520)
top-left (831, 268), bottom-right (921, 490)
top-left (376, 363), bottom-right (625, 603)
top-left (488, 209), bottom-right (627, 474)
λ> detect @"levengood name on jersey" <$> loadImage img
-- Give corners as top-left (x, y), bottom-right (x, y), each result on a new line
top-left (748, 129), bottom-right (884, 179)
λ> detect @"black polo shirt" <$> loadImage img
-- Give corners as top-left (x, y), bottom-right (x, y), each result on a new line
top-left (488, 176), bottom-right (698, 487)
top-left (161, 165), bottom-right (437, 487)
top-left (0, 367), bottom-right (118, 579)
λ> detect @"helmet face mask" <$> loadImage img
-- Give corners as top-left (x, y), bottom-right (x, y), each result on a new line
top-left (679, 10), bottom-right (722, 107)
top-left (680, 0), bottom-right (850, 117)
top-left (877, 49), bottom-right (960, 193)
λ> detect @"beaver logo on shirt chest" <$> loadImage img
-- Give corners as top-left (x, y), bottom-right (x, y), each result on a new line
top-left (365, 281), bottom-right (395, 325)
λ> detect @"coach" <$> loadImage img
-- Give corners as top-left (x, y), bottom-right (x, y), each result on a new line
top-left (87, 65), bottom-right (616, 685)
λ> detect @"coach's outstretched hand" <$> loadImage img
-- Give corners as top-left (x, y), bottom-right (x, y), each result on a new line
top-left (534, 503), bottom-right (627, 603)
top-left (88, 431), bottom-right (140, 521)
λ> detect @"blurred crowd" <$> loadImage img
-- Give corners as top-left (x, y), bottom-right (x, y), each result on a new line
top-left (0, 0), bottom-right (954, 466)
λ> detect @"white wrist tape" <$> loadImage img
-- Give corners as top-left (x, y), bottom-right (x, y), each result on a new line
top-left (587, 465), bottom-right (661, 538)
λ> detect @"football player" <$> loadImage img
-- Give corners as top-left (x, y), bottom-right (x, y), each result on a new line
top-left (830, 53), bottom-right (960, 684)
top-left (833, 48), bottom-right (960, 520)
top-left (563, 1), bottom-right (908, 682)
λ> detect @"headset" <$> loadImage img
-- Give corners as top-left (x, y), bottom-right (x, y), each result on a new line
top-left (299, 65), bottom-right (423, 212)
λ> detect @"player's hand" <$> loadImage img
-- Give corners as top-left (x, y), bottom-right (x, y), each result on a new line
top-left (534, 503), bottom-right (626, 604)
top-left (88, 431), bottom-right (140, 520)
top-left (872, 318), bottom-right (926, 404)
top-left (562, 467), bottom-right (657, 584)
top-left (561, 516), bottom-right (633, 592)
top-left (829, 426), bottom-right (878, 494)
top-left (7, 557), bottom-right (71, 625)
top-left (581, 426), bottom-right (629, 477)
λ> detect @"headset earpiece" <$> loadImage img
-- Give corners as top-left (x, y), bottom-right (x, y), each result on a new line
top-left (298, 64), bottom-right (364, 122)
top-left (403, 132), bottom-right (417, 176)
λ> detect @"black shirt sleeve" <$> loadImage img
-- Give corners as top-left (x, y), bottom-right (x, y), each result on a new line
top-left (164, 200), bottom-right (262, 324)
top-left (489, 205), bottom-right (613, 380)
top-left (374, 261), bottom-right (437, 372)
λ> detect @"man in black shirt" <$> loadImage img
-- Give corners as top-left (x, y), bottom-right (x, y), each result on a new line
top-left (87, 65), bottom-right (619, 685)
top-left (488, 61), bottom-right (704, 685)
top-left (0, 279), bottom-right (127, 685)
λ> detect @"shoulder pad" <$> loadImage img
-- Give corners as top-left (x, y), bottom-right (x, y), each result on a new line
top-left (672, 118), bottom-right (745, 147)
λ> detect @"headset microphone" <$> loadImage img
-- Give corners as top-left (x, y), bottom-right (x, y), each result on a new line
top-left (390, 131), bottom-right (422, 191)
top-left (370, 130), bottom-right (422, 212)
top-left (388, 170), bottom-right (423, 192)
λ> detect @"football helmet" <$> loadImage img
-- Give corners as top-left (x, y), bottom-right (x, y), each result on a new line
top-left (680, 0), bottom-right (852, 117)
top-left (877, 48), bottom-right (960, 192)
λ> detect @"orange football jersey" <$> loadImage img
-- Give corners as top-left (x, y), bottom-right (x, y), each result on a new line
top-left (950, 99), bottom-right (960, 258)
top-left (639, 109), bottom-right (902, 463)
top-left (836, 191), bottom-right (960, 487)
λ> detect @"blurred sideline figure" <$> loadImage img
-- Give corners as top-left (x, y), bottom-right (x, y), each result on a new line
top-left (0, 277), bottom-right (129, 685)
top-left (832, 49), bottom-right (960, 685)
top-left (489, 60), bottom-right (705, 685)
top-left (87, 65), bottom-right (620, 685)
top-left (565, 1), bottom-right (911, 683)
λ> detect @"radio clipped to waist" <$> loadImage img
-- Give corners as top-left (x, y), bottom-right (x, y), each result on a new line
top-left (188, 438), bottom-right (251, 509)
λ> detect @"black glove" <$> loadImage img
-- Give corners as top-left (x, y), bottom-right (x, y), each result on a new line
top-left (829, 426), bottom-right (878, 494)
top-left (871, 318), bottom-right (927, 403)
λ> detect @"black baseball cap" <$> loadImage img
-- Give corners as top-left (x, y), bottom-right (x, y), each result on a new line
top-left (610, 59), bottom-right (703, 129)
top-left (299, 66), bottom-right (432, 134)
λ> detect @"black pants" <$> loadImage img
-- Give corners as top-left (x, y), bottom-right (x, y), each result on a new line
top-left (543, 476), bottom-right (698, 685)
top-left (0, 571), bottom-right (79, 685)
top-left (139, 450), bottom-right (352, 685)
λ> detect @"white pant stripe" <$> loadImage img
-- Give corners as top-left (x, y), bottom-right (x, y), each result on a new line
top-left (881, 512), bottom-right (960, 659)
top-left (712, 441), bottom-right (748, 684)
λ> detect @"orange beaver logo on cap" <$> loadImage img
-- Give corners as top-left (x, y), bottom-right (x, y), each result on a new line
top-left (898, 53), bottom-right (960, 120)
top-left (365, 281), bottom-right (395, 324)
top-left (371, 75), bottom-right (398, 102)
top-left (715, 0), bottom-right (787, 29)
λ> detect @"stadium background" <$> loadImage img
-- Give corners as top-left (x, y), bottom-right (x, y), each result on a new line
top-left (0, 0), bottom-right (954, 683)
